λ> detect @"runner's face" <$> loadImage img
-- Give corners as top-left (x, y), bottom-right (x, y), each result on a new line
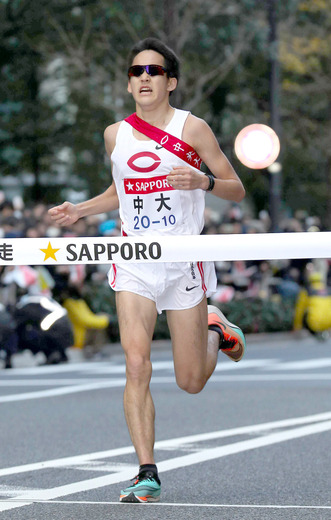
top-left (127, 50), bottom-right (176, 105)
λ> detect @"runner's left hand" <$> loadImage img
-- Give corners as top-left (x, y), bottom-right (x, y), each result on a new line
top-left (167, 166), bottom-right (209, 191)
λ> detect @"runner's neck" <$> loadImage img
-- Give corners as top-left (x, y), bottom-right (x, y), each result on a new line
top-left (135, 105), bottom-right (175, 130)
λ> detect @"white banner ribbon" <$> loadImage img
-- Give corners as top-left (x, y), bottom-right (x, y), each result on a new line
top-left (0, 232), bottom-right (330, 265)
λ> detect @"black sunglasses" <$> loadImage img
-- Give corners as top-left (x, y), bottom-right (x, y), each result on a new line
top-left (128, 64), bottom-right (168, 78)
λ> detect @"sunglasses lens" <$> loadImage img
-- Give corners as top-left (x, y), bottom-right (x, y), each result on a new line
top-left (128, 65), bottom-right (167, 77)
top-left (128, 66), bottom-right (144, 77)
top-left (147, 65), bottom-right (165, 76)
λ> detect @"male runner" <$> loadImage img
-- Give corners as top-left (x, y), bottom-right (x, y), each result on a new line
top-left (49, 37), bottom-right (246, 503)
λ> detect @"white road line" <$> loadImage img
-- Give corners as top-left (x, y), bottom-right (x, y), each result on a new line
top-left (157, 420), bottom-right (331, 473)
top-left (0, 371), bottom-right (330, 404)
top-left (2, 356), bottom-right (330, 382)
top-left (2, 362), bottom-right (97, 376)
top-left (0, 379), bottom-right (110, 387)
top-left (267, 358), bottom-right (331, 371)
top-left (0, 500), bottom-right (32, 511)
top-left (85, 359), bottom-right (281, 374)
top-left (209, 373), bottom-right (331, 381)
top-left (4, 499), bottom-right (330, 510)
top-left (0, 447), bottom-right (136, 477)
top-left (214, 359), bottom-right (280, 371)
top-left (156, 410), bottom-right (331, 448)
top-left (4, 360), bottom-right (174, 377)
top-left (0, 485), bottom-right (39, 497)
top-left (80, 365), bottom-right (126, 374)
top-left (5, 355), bottom-right (331, 377)
top-left (1, 419), bottom-right (331, 513)
top-left (60, 463), bottom-right (137, 473)
top-left (84, 360), bottom-right (174, 374)
top-left (0, 379), bottom-right (127, 403)
top-left (1, 410), bottom-right (331, 478)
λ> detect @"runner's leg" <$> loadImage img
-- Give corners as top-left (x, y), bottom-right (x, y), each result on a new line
top-left (116, 291), bottom-right (158, 465)
top-left (167, 297), bottom-right (220, 394)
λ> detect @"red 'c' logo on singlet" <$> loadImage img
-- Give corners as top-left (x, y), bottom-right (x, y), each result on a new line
top-left (127, 152), bottom-right (161, 173)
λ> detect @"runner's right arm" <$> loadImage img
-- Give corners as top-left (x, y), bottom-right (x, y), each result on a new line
top-left (48, 123), bottom-right (120, 227)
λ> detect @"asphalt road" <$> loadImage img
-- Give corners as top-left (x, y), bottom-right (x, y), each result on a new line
top-left (0, 332), bottom-right (331, 520)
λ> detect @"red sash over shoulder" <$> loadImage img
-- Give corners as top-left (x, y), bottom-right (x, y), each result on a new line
top-left (125, 112), bottom-right (203, 170)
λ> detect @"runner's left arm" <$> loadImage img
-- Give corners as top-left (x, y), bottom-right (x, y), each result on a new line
top-left (167, 115), bottom-right (245, 202)
top-left (49, 123), bottom-right (120, 227)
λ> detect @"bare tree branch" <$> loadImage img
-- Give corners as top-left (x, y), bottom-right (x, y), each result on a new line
top-left (184, 34), bottom-right (254, 111)
top-left (141, 0), bottom-right (166, 40)
top-left (79, 10), bottom-right (92, 55)
top-left (115, 9), bottom-right (141, 44)
top-left (46, 14), bottom-right (88, 73)
top-left (175, 0), bottom-right (202, 53)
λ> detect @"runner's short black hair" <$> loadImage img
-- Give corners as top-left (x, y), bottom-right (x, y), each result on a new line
top-left (128, 37), bottom-right (180, 81)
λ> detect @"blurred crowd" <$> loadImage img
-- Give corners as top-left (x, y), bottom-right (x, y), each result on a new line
top-left (0, 194), bottom-right (330, 308)
top-left (203, 203), bottom-right (330, 305)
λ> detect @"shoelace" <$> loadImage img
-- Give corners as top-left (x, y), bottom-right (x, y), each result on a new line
top-left (132, 474), bottom-right (156, 485)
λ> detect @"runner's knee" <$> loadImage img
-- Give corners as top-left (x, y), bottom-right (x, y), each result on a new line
top-left (175, 373), bottom-right (206, 394)
top-left (125, 352), bottom-right (152, 383)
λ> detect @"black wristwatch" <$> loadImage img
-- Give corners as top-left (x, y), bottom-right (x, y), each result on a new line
top-left (205, 173), bottom-right (215, 191)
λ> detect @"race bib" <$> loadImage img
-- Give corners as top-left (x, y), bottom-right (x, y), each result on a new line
top-left (122, 174), bottom-right (183, 233)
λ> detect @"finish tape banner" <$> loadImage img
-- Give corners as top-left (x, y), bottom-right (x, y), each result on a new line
top-left (0, 232), bottom-right (330, 265)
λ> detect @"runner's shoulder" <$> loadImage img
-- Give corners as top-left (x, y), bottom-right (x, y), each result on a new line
top-left (104, 121), bottom-right (122, 155)
top-left (183, 114), bottom-right (212, 145)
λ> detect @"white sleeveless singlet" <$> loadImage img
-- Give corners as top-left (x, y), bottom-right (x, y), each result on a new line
top-left (110, 109), bottom-right (206, 237)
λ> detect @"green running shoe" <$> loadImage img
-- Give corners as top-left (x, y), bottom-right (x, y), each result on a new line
top-left (119, 471), bottom-right (161, 503)
top-left (208, 304), bottom-right (246, 362)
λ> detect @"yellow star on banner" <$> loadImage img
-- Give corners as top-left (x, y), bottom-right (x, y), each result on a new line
top-left (40, 242), bottom-right (60, 261)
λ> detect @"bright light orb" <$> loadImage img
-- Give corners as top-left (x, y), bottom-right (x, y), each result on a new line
top-left (234, 124), bottom-right (280, 169)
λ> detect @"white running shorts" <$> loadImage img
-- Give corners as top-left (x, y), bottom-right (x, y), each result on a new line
top-left (108, 261), bottom-right (217, 314)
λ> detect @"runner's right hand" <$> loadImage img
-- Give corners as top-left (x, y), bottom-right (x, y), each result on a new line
top-left (48, 202), bottom-right (80, 227)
